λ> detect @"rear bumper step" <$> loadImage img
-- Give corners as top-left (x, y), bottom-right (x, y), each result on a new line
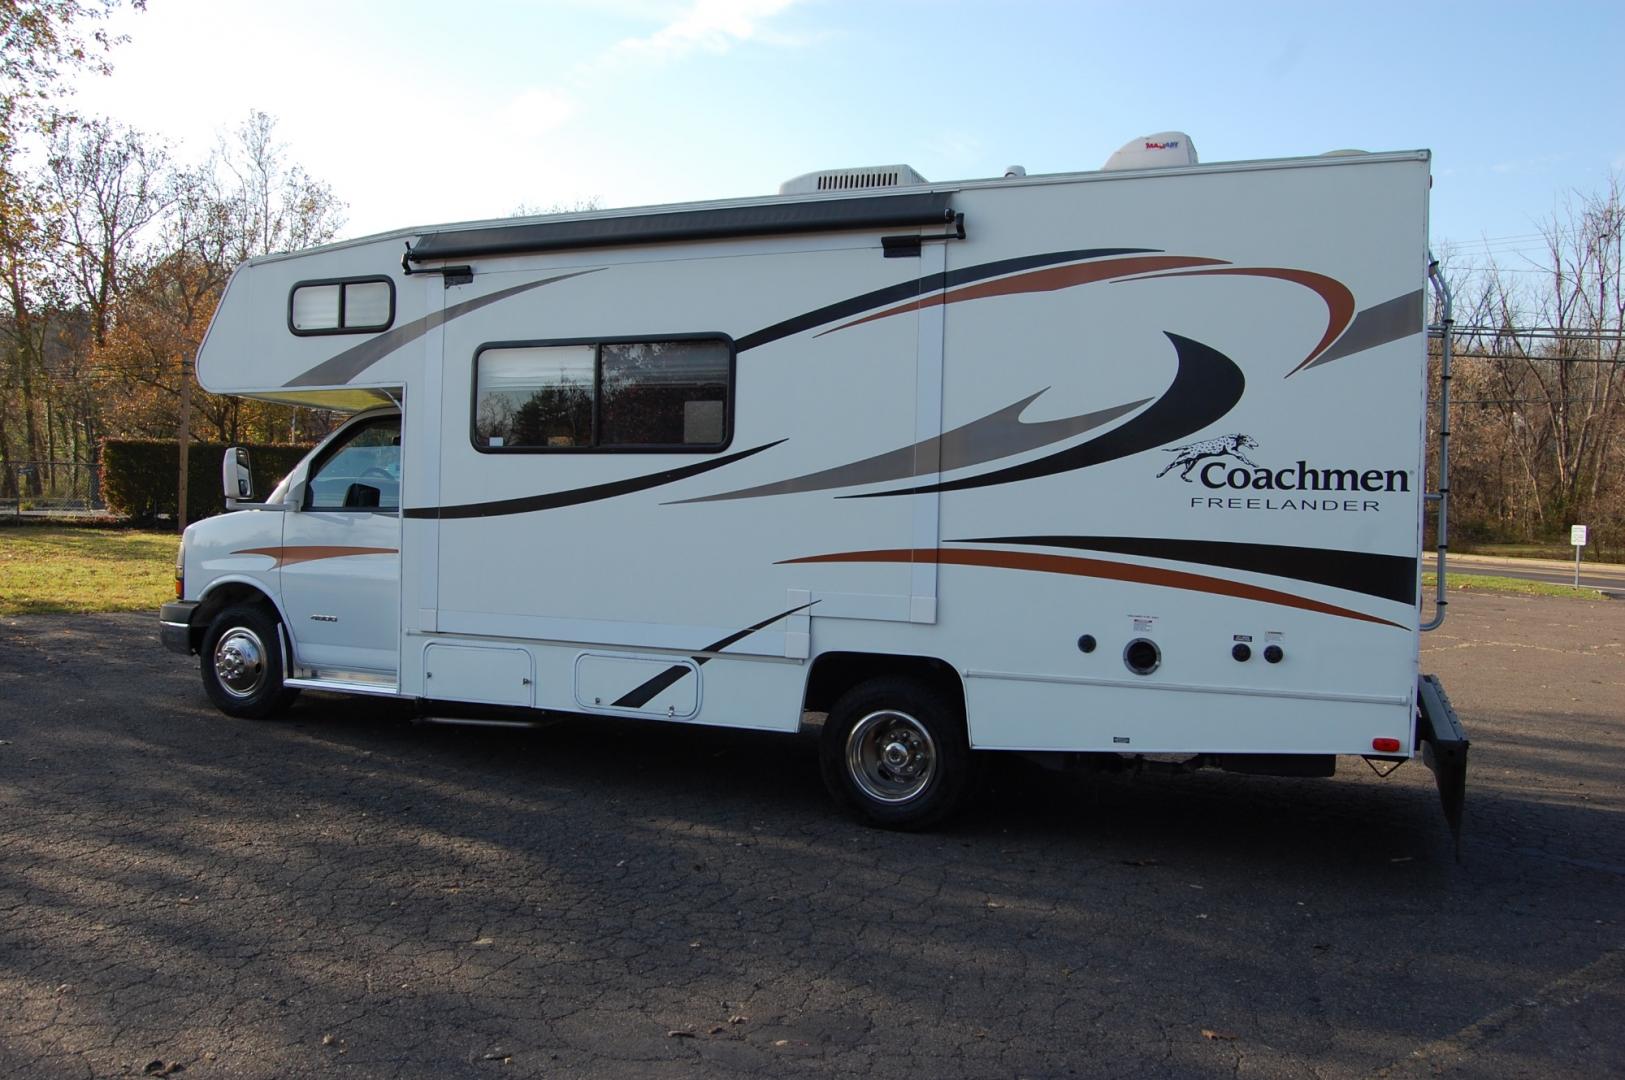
top-left (1416, 674), bottom-right (1469, 861)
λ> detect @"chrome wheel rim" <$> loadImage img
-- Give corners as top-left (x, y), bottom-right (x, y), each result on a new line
top-left (845, 709), bottom-right (936, 804)
top-left (213, 627), bottom-right (267, 699)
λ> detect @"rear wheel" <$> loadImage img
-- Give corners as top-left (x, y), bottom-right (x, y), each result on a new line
top-left (201, 603), bottom-right (298, 719)
top-left (820, 676), bottom-right (972, 830)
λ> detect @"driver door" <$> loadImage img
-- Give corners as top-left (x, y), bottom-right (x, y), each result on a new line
top-left (279, 414), bottom-right (402, 680)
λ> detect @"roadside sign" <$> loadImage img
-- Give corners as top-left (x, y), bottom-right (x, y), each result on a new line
top-left (1571, 525), bottom-right (1588, 546)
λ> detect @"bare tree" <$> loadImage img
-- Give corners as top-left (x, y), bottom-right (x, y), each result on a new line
top-left (213, 110), bottom-right (345, 263)
top-left (1443, 178), bottom-right (1625, 553)
top-left (509, 196), bottom-right (603, 217)
top-left (45, 115), bottom-right (170, 346)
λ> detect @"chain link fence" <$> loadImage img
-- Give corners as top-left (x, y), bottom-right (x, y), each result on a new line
top-left (1, 462), bottom-right (106, 517)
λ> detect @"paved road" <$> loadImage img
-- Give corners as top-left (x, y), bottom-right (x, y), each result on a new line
top-left (1445, 554), bottom-right (1625, 594)
top-left (1, 592), bottom-right (1621, 1079)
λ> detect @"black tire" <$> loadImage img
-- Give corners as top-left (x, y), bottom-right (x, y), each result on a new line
top-left (200, 603), bottom-right (299, 719)
top-left (819, 676), bottom-right (973, 830)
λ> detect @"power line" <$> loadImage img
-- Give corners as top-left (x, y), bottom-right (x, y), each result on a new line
top-left (1452, 326), bottom-right (1625, 339)
top-left (1446, 398), bottom-right (1621, 405)
top-left (1447, 263), bottom-right (1611, 276)
top-left (1446, 353), bottom-right (1623, 364)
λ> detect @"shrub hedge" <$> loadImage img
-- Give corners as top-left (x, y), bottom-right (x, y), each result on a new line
top-left (101, 439), bottom-right (312, 525)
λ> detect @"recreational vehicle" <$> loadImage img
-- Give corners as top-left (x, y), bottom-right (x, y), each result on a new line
top-left (159, 134), bottom-right (1468, 842)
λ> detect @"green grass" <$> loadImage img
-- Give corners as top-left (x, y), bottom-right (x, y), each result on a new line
top-left (1455, 540), bottom-right (1616, 563)
top-left (1423, 571), bottom-right (1608, 601)
top-left (0, 526), bottom-right (178, 616)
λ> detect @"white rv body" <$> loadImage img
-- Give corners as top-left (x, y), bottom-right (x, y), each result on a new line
top-left (164, 147), bottom-right (1468, 831)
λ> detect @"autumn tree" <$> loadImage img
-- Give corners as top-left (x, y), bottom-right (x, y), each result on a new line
top-left (90, 111), bottom-right (346, 448)
top-left (0, 0), bottom-right (140, 498)
top-left (0, 168), bottom-right (55, 495)
top-left (1, 9), bottom-right (346, 519)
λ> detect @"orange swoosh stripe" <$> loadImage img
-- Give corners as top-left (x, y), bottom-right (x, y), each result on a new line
top-left (1121, 267), bottom-right (1356, 373)
top-left (779, 547), bottom-right (1404, 629)
top-left (232, 546), bottom-right (398, 568)
top-left (815, 255), bottom-right (1228, 337)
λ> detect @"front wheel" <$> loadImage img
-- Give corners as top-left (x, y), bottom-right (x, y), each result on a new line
top-left (819, 677), bottom-right (973, 830)
top-left (200, 603), bottom-right (298, 719)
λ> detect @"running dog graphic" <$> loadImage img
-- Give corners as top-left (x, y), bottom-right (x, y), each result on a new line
top-left (1157, 434), bottom-right (1260, 481)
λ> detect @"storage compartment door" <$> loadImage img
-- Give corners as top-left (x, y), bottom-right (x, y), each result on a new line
top-left (574, 652), bottom-right (700, 719)
top-left (422, 644), bottom-right (534, 706)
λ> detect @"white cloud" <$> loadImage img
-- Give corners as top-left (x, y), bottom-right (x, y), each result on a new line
top-left (609, 0), bottom-right (802, 63)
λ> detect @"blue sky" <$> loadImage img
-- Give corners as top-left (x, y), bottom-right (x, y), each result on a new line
top-left (68, 0), bottom-right (1625, 269)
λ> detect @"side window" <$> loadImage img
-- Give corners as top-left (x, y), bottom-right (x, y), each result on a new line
top-left (472, 337), bottom-right (731, 451)
top-left (601, 340), bottom-right (729, 447)
top-left (307, 418), bottom-right (401, 510)
top-left (289, 277), bottom-right (395, 334)
top-left (474, 345), bottom-right (595, 448)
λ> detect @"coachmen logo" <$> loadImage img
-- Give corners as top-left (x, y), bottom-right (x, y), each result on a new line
top-left (1157, 434), bottom-right (1259, 481)
top-left (1158, 435), bottom-right (1411, 513)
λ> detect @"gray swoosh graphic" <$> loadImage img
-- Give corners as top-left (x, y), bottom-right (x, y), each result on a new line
top-left (285, 269), bottom-right (603, 387)
top-left (668, 389), bottom-right (1149, 504)
top-left (1301, 289), bottom-right (1424, 372)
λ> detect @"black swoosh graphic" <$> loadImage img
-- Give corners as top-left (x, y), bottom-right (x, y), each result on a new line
top-left (286, 270), bottom-right (602, 387)
top-left (668, 391), bottom-right (1149, 504)
top-left (613, 600), bottom-right (820, 709)
top-left (402, 440), bottom-right (785, 520)
top-left (735, 248), bottom-right (1157, 353)
top-left (958, 536), bottom-right (1416, 604)
top-left (845, 331), bottom-right (1245, 498)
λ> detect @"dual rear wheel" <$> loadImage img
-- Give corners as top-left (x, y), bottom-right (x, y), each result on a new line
top-left (819, 677), bottom-right (973, 830)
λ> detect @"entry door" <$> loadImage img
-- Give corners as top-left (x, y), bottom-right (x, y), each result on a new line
top-left (279, 414), bottom-right (403, 678)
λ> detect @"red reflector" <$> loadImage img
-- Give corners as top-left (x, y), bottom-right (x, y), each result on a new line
top-left (1371, 737), bottom-right (1401, 753)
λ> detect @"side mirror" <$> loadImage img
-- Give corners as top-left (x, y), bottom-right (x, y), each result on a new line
top-left (222, 447), bottom-right (253, 504)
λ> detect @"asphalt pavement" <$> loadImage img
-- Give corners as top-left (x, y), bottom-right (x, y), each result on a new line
top-left (0, 590), bottom-right (1621, 1079)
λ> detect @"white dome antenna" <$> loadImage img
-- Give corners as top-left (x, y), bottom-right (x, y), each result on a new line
top-left (1102, 132), bottom-right (1198, 171)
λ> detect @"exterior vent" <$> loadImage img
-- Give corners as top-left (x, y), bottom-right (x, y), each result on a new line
top-left (778, 164), bottom-right (928, 196)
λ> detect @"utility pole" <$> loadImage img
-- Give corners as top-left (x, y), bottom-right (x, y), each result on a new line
top-left (177, 355), bottom-right (193, 533)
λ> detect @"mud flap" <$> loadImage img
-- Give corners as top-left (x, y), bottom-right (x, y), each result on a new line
top-left (1416, 674), bottom-right (1469, 862)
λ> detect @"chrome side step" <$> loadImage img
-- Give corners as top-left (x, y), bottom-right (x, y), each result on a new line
top-left (284, 676), bottom-right (401, 697)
